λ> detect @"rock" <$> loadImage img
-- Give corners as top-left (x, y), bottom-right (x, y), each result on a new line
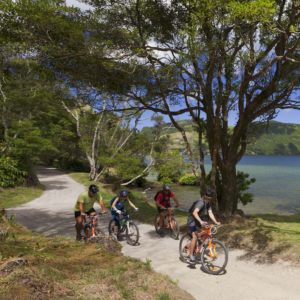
top-left (88, 236), bottom-right (121, 254)
top-left (0, 256), bottom-right (29, 277)
top-left (235, 209), bottom-right (245, 217)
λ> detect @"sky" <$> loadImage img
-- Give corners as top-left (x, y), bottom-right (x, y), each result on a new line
top-left (65, 0), bottom-right (300, 130)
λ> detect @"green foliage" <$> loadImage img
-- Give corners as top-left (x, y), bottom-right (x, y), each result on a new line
top-left (0, 156), bottom-right (27, 187)
top-left (156, 150), bottom-right (187, 183)
top-left (179, 173), bottom-right (199, 186)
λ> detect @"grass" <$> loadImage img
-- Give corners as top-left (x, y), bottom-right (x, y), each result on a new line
top-left (0, 184), bottom-right (44, 209)
top-left (0, 217), bottom-right (194, 300)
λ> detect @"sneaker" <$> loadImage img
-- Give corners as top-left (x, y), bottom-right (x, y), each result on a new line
top-left (112, 233), bottom-right (118, 240)
top-left (187, 256), bottom-right (196, 265)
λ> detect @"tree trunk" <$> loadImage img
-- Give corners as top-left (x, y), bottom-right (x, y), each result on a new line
top-left (219, 161), bottom-right (238, 214)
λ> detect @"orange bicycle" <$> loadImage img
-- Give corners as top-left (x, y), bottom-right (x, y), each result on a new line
top-left (154, 207), bottom-right (180, 239)
top-left (179, 224), bottom-right (228, 275)
top-left (81, 213), bottom-right (105, 240)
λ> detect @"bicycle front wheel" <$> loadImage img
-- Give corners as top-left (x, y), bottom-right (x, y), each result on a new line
top-left (169, 217), bottom-right (180, 240)
top-left (179, 233), bottom-right (192, 263)
top-left (126, 221), bottom-right (139, 246)
top-left (108, 219), bottom-right (119, 237)
top-left (200, 240), bottom-right (228, 275)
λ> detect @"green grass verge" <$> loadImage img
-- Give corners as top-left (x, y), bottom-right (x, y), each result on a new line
top-left (0, 184), bottom-right (45, 209)
top-left (0, 218), bottom-right (192, 300)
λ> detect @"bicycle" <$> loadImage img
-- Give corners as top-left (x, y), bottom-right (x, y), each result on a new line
top-left (154, 207), bottom-right (180, 240)
top-left (81, 213), bottom-right (105, 241)
top-left (108, 209), bottom-right (139, 246)
top-left (179, 224), bottom-right (228, 275)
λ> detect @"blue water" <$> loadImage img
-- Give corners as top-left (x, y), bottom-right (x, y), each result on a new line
top-left (147, 156), bottom-right (300, 215)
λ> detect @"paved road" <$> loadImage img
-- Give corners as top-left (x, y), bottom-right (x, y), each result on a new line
top-left (7, 167), bottom-right (300, 300)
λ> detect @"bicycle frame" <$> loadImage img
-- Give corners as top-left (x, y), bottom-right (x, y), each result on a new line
top-left (194, 225), bottom-right (217, 258)
top-left (83, 214), bottom-right (101, 238)
top-left (161, 208), bottom-right (175, 230)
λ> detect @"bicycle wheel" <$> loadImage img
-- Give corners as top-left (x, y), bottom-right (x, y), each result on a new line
top-left (108, 219), bottom-right (119, 237)
top-left (179, 233), bottom-right (192, 262)
top-left (126, 221), bottom-right (139, 246)
top-left (169, 217), bottom-right (180, 240)
top-left (200, 240), bottom-right (228, 275)
top-left (154, 214), bottom-right (161, 233)
top-left (81, 225), bottom-right (91, 241)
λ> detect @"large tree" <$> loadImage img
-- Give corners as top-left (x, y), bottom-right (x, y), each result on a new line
top-left (77, 0), bottom-right (300, 213)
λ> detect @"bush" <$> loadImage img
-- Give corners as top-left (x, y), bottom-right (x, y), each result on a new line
top-left (158, 177), bottom-right (173, 185)
top-left (179, 173), bottom-right (200, 186)
top-left (0, 157), bottom-right (27, 188)
top-left (55, 159), bottom-right (89, 172)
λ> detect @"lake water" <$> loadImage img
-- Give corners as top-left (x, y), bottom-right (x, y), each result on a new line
top-left (146, 156), bottom-right (300, 215)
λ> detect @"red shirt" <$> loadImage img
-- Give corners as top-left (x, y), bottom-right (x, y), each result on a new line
top-left (156, 191), bottom-right (175, 207)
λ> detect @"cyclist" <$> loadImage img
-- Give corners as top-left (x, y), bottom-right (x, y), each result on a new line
top-left (155, 184), bottom-right (180, 233)
top-left (111, 190), bottom-right (138, 239)
top-left (74, 184), bottom-right (107, 241)
top-left (186, 188), bottom-right (221, 264)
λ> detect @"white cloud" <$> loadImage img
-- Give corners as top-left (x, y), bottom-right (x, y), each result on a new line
top-left (65, 0), bottom-right (92, 10)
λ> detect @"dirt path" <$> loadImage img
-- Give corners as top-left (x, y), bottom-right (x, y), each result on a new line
top-left (7, 167), bottom-right (300, 300)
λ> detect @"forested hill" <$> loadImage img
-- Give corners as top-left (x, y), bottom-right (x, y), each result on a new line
top-left (141, 120), bottom-right (300, 155)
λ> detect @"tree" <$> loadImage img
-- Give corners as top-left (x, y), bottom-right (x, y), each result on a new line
top-left (73, 0), bottom-right (300, 213)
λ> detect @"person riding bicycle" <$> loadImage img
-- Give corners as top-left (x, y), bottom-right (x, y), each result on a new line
top-left (187, 188), bottom-right (221, 264)
top-left (110, 190), bottom-right (138, 239)
top-left (74, 184), bottom-right (107, 241)
top-left (155, 184), bottom-right (180, 233)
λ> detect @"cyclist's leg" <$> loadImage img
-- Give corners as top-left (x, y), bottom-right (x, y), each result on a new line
top-left (75, 211), bottom-right (85, 240)
top-left (189, 227), bottom-right (198, 258)
top-left (112, 212), bottom-right (120, 234)
top-left (156, 206), bottom-right (165, 229)
top-left (86, 207), bottom-right (96, 220)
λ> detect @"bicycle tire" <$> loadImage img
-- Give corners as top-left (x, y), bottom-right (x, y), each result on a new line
top-left (200, 239), bottom-right (228, 275)
top-left (108, 219), bottom-right (119, 237)
top-left (169, 217), bottom-right (180, 240)
top-left (179, 233), bottom-right (192, 262)
top-left (126, 221), bottom-right (139, 246)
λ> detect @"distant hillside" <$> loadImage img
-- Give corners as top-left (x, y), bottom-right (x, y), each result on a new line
top-left (141, 120), bottom-right (300, 155)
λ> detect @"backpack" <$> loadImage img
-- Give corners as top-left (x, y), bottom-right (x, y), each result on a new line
top-left (188, 198), bottom-right (206, 214)
top-left (154, 190), bottom-right (171, 202)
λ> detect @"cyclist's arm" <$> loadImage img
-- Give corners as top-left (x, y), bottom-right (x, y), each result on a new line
top-left (127, 199), bottom-right (138, 209)
top-left (208, 210), bottom-right (221, 225)
top-left (99, 198), bottom-right (107, 214)
top-left (171, 196), bottom-right (180, 207)
top-left (112, 197), bottom-right (120, 211)
top-left (192, 208), bottom-right (206, 226)
top-left (78, 202), bottom-right (85, 216)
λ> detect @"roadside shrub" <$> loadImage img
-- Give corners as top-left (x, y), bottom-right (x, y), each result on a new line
top-left (158, 177), bottom-right (173, 185)
top-left (55, 159), bottom-right (89, 172)
top-left (0, 157), bottom-right (27, 187)
top-left (179, 173), bottom-right (199, 186)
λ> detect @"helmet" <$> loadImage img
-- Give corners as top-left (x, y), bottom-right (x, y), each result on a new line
top-left (205, 188), bottom-right (215, 197)
top-left (163, 184), bottom-right (170, 191)
top-left (120, 190), bottom-right (129, 197)
top-left (89, 184), bottom-right (99, 193)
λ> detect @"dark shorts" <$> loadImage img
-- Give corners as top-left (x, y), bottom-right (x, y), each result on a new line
top-left (74, 207), bottom-right (96, 218)
top-left (157, 203), bottom-right (171, 214)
